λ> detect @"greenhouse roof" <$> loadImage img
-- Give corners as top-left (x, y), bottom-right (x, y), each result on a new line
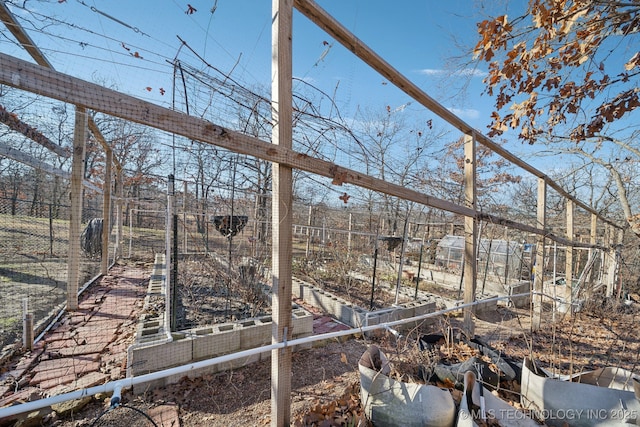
top-left (437, 235), bottom-right (524, 255)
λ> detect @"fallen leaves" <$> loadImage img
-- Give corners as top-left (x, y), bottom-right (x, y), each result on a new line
top-left (292, 382), bottom-right (370, 427)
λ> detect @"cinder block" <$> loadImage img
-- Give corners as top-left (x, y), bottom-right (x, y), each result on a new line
top-left (129, 337), bottom-right (192, 377)
top-left (292, 279), bottom-right (306, 299)
top-left (192, 324), bottom-right (240, 361)
top-left (336, 304), bottom-right (353, 325)
top-left (414, 300), bottom-right (436, 317)
top-left (309, 288), bottom-right (325, 308)
top-left (476, 296), bottom-right (498, 314)
top-left (219, 352), bottom-right (261, 370)
top-left (509, 281), bottom-right (531, 308)
top-left (292, 310), bottom-right (313, 336)
top-left (365, 313), bottom-right (380, 327)
top-left (351, 308), bottom-right (367, 328)
top-left (238, 319), bottom-right (271, 349)
top-left (398, 302), bottom-right (416, 319)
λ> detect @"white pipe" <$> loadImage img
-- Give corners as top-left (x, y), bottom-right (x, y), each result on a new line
top-left (110, 381), bottom-right (123, 408)
top-left (0, 292), bottom-right (535, 419)
top-left (364, 306), bottom-right (400, 328)
top-left (384, 325), bottom-right (402, 339)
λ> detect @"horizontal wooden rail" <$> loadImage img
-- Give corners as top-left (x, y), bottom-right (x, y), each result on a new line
top-left (293, 0), bottom-right (621, 230)
top-left (0, 52), bottom-right (606, 249)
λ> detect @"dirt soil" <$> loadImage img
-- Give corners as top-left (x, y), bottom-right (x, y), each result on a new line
top-left (3, 257), bottom-right (637, 427)
top-left (46, 295), bottom-right (640, 427)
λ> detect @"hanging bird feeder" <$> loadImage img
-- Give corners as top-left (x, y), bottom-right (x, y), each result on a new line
top-left (379, 236), bottom-right (403, 251)
top-left (212, 215), bottom-right (248, 238)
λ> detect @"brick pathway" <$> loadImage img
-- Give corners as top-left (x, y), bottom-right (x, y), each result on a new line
top-left (294, 297), bottom-right (351, 335)
top-left (0, 264), bottom-right (148, 409)
top-left (0, 267), bottom-right (348, 425)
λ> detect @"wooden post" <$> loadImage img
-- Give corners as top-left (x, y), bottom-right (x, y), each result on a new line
top-left (115, 167), bottom-right (123, 261)
top-left (305, 205), bottom-right (312, 257)
top-left (463, 133), bottom-right (477, 336)
top-left (532, 178), bottom-right (546, 330)
top-left (22, 299), bottom-right (33, 350)
top-left (66, 107), bottom-right (87, 311)
top-left (585, 213), bottom-right (597, 297)
top-left (606, 226), bottom-right (624, 298)
top-left (605, 225), bottom-right (614, 297)
top-left (347, 212), bottom-right (353, 255)
top-left (565, 200), bottom-right (574, 314)
top-left (271, 0), bottom-right (293, 425)
top-left (101, 149), bottom-right (112, 274)
top-left (614, 228), bottom-right (624, 299)
top-left (183, 180), bottom-right (188, 254)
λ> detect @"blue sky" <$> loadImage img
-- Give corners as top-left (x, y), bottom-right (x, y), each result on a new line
top-left (2, 0), bottom-right (501, 123)
top-left (2, 0), bottom-right (547, 167)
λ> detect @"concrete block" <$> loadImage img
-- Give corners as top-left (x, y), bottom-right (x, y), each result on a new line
top-left (238, 318), bottom-right (271, 349)
top-left (365, 313), bottom-right (380, 328)
top-left (219, 352), bottom-right (261, 371)
top-left (337, 304), bottom-right (356, 326)
top-left (129, 336), bottom-right (192, 376)
top-left (476, 295), bottom-right (498, 314)
top-left (509, 281), bottom-right (531, 308)
top-left (351, 308), bottom-right (367, 328)
top-left (292, 278), bottom-right (307, 299)
top-left (414, 300), bottom-right (436, 317)
top-left (292, 310), bottom-right (313, 337)
top-left (192, 324), bottom-right (240, 361)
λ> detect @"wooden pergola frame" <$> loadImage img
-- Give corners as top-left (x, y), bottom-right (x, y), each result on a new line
top-left (0, 2), bottom-right (124, 307)
top-left (0, 1), bottom-right (625, 425)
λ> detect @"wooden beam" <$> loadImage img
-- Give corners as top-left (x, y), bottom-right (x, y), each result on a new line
top-left (0, 53), bottom-right (609, 250)
top-left (532, 178), bottom-right (546, 331)
top-left (565, 200), bottom-right (574, 311)
top-left (292, 0), bottom-right (622, 230)
top-left (0, 2), bottom-right (52, 68)
top-left (0, 141), bottom-right (101, 192)
top-left (2, 2), bottom-right (120, 278)
top-left (614, 229), bottom-right (623, 298)
top-left (0, 53), bottom-right (473, 215)
top-left (271, 0), bottom-right (293, 425)
top-left (88, 119), bottom-right (122, 172)
top-left (586, 213), bottom-right (598, 297)
top-left (463, 133), bottom-right (477, 336)
top-left (0, 3), bottom-right (120, 170)
top-left (115, 168), bottom-right (124, 260)
top-left (101, 149), bottom-right (112, 274)
top-left (66, 107), bottom-right (87, 311)
top-left (0, 106), bottom-right (70, 158)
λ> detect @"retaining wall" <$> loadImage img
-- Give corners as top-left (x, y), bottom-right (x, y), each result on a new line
top-left (127, 254), bottom-right (313, 393)
top-left (291, 277), bottom-right (437, 331)
top-left (509, 281), bottom-right (531, 308)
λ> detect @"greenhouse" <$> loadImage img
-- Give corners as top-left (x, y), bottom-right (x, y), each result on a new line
top-left (434, 235), bottom-right (532, 280)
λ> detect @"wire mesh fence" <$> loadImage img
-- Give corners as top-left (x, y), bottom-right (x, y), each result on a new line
top-left (0, 184), bottom-right (110, 352)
